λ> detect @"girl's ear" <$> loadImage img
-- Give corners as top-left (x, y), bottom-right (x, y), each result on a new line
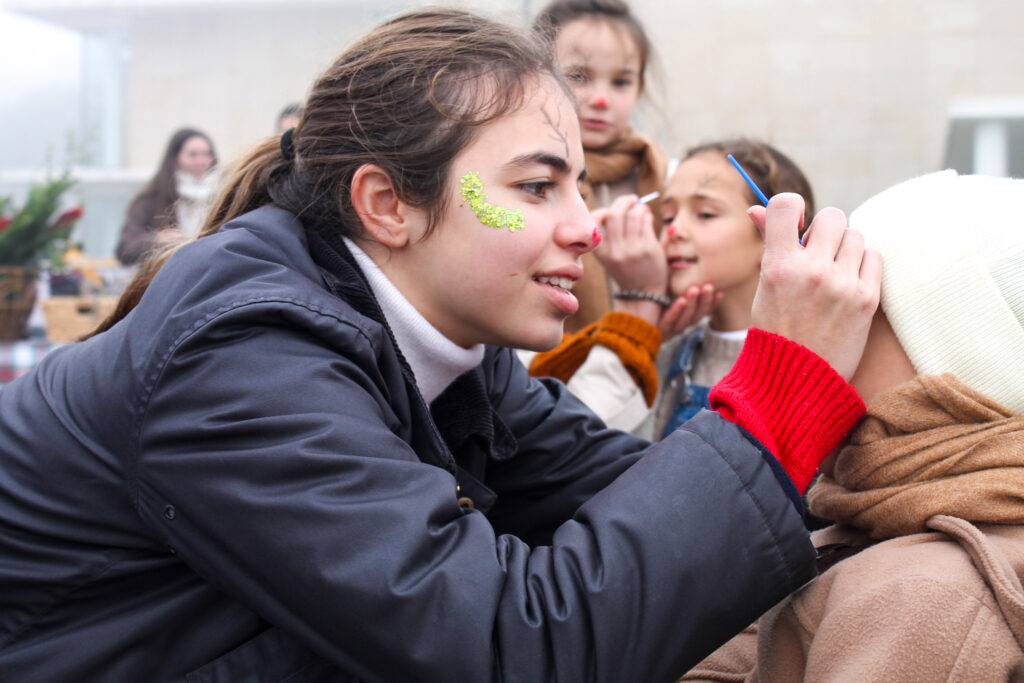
top-left (350, 164), bottom-right (421, 248)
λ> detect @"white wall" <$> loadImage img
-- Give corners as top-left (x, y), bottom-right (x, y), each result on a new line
top-left (5, 0), bottom-right (1024, 256)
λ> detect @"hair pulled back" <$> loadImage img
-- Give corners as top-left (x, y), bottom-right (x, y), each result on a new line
top-left (686, 138), bottom-right (816, 226)
top-left (92, 8), bottom-right (559, 337)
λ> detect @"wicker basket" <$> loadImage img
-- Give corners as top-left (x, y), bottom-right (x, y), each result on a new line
top-left (0, 267), bottom-right (39, 341)
top-left (42, 295), bottom-right (118, 343)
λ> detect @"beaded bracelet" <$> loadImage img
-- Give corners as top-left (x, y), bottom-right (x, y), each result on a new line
top-left (613, 289), bottom-right (673, 308)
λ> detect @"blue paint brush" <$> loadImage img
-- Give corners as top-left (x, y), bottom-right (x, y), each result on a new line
top-left (726, 154), bottom-right (769, 206)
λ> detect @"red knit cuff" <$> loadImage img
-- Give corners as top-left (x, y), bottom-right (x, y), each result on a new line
top-left (709, 329), bottom-right (865, 493)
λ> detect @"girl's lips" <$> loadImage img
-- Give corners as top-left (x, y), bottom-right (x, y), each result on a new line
top-left (581, 118), bottom-right (609, 130)
top-left (535, 278), bottom-right (579, 316)
top-left (668, 256), bottom-right (697, 269)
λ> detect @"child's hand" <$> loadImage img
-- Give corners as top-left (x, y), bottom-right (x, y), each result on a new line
top-left (592, 194), bottom-right (668, 295)
top-left (747, 194), bottom-right (881, 381)
top-left (659, 284), bottom-right (722, 338)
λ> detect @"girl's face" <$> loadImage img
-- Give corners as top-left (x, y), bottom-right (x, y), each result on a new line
top-left (176, 135), bottom-right (215, 178)
top-left (390, 78), bottom-right (596, 351)
top-left (555, 18), bottom-right (642, 151)
top-left (660, 152), bottom-right (764, 299)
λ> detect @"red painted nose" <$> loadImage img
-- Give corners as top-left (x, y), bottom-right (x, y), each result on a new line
top-left (593, 96), bottom-right (608, 108)
top-left (592, 227), bottom-right (603, 247)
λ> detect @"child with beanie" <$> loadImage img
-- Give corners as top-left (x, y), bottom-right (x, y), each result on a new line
top-left (681, 169), bottom-right (1024, 681)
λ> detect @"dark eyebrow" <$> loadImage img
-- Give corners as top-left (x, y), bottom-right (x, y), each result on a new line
top-left (504, 152), bottom-right (572, 177)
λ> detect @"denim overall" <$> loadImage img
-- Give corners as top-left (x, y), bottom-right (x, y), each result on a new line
top-left (660, 327), bottom-right (710, 439)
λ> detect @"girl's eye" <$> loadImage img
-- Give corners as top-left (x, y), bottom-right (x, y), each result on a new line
top-left (699, 212), bottom-right (717, 220)
top-left (565, 70), bottom-right (588, 83)
top-left (613, 78), bottom-right (635, 88)
top-left (520, 181), bottom-right (555, 199)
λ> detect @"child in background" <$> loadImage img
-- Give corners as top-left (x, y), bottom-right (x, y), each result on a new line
top-left (533, 0), bottom-right (669, 333)
top-left (532, 140), bottom-right (815, 443)
top-left (683, 170), bottom-right (1024, 681)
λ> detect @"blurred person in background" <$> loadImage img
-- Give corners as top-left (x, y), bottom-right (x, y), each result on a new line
top-left (276, 102), bottom-right (304, 134)
top-left (116, 127), bottom-right (218, 266)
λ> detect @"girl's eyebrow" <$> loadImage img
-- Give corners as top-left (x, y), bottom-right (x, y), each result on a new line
top-left (504, 152), bottom-right (586, 182)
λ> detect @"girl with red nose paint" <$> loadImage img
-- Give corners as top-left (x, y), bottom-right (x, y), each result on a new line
top-left (534, 0), bottom-right (668, 333)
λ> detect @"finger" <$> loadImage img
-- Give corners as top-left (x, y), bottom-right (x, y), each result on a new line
top-left (801, 206), bottom-right (847, 260)
top-left (625, 201), bottom-right (651, 238)
top-left (692, 284), bottom-right (717, 320)
top-left (833, 227), bottom-right (866, 273)
top-left (660, 294), bottom-right (695, 336)
top-left (641, 205), bottom-right (655, 239)
top-left (859, 247), bottom-right (883, 295)
top-left (762, 193), bottom-right (804, 256)
top-left (747, 206), bottom-right (767, 237)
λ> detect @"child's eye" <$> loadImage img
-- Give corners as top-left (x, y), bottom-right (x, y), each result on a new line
top-left (613, 77), bottom-right (635, 88)
top-left (520, 181), bottom-right (555, 199)
top-left (699, 212), bottom-right (717, 220)
top-left (564, 70), bottom-right (588, 83)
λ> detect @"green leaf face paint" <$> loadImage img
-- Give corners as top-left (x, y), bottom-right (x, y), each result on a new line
top-left (459, 171), bottom-right (525, 233)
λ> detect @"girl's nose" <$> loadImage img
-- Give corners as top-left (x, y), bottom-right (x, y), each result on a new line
top-left (593, 95), bottom-right (608, 108)
top-left (558, 198), bottom-right (600, 254)
top-left (665, 219), bottom-right (690, 242)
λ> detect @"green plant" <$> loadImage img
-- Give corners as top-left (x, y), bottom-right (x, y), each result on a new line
top-left (0, 174), bottom-right (83, 267)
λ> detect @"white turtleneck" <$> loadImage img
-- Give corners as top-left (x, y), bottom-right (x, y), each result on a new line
top-left (344, 238), bottom-right (485, 404)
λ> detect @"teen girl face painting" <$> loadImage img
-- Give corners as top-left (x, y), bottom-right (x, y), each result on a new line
top-left (364, 77), bottom-right (596, 351)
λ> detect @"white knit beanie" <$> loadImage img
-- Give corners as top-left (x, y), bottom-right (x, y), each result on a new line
top-left (848, 170), bottom-right (1024, 414)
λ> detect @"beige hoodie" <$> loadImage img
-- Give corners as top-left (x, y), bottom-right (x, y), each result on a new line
top-left (682, 375), bottom-right (1024, 681)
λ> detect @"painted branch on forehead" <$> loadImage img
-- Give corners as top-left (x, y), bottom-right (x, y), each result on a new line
top-left (541, 104), bottom-right (571, 159)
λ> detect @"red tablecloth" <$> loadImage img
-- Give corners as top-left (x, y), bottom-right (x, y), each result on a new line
top-left (0, 340), bottom-right (64, 386)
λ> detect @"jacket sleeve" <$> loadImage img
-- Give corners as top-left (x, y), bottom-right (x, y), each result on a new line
top-left (131, 306), bottom-right (816, 683)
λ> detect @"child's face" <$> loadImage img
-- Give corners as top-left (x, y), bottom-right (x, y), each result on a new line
top-left (396, 78), bottom-right (596, 351)
top-left (660, 152), bottom-right (764, 299)
top-left (555, 18), bottom-right (642, 151)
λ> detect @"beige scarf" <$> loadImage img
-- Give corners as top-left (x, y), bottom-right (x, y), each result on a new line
top-left (569, 129), bottom-right (668, 334)
top-left (808, 374), bottom-right (1024, 539)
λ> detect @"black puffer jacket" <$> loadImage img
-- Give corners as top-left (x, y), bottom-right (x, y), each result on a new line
top-left (0, 206), bottom-right (815, 682)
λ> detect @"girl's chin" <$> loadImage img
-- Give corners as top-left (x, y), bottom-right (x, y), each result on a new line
top-left (516, 326), bottom-right (565, 353)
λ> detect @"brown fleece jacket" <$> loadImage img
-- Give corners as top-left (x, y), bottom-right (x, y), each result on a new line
top-left (682, 374), bottom-right (1024, 682)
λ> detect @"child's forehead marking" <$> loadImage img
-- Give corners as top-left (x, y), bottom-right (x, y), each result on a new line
top-left (697, 171), bottom-right (725, 192)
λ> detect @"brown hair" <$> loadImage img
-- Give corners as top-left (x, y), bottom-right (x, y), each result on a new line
top-left (533, 0), bottom-right (653, 90)
top-left (685, 138), bottom-right (816, 226)
top-left (90, 8), bottom-right (560, 337)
